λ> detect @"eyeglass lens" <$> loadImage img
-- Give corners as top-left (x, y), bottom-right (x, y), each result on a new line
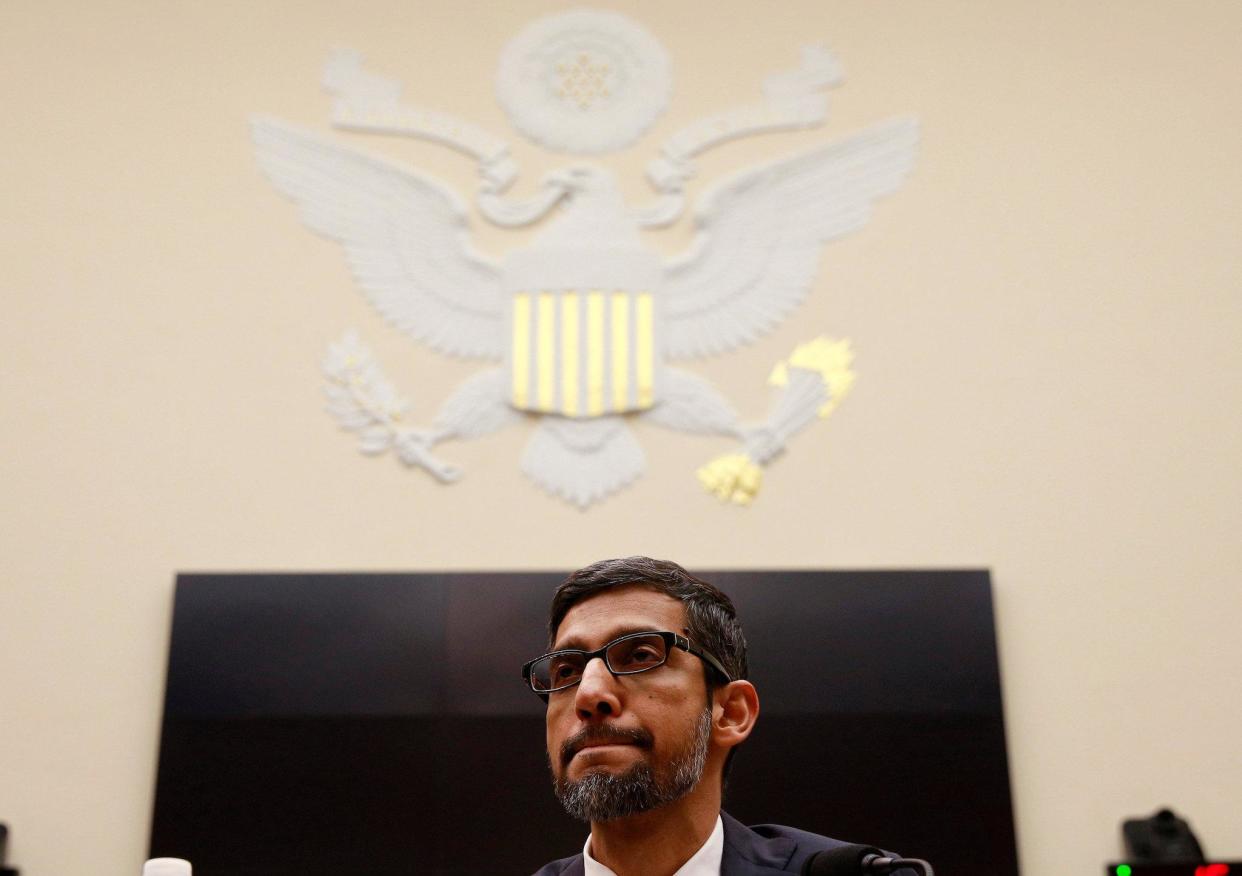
top-left (530, 633), bottom-right (669, 692)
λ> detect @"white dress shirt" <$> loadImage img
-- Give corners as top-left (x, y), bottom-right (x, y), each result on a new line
top-left (582, 814), bottom-right (724, 876)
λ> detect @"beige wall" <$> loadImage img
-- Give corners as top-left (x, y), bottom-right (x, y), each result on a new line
top-left (3, 1), bottom-right (1240, 873)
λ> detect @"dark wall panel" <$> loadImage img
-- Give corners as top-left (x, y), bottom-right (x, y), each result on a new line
top-left (151, 571), bottom-right (1017, 875)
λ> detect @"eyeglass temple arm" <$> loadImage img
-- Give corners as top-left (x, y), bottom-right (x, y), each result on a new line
top-left (680, 635), bottom-right (733, 683)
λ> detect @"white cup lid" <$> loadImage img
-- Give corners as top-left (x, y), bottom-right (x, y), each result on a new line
top-left (143, 858), bottom-right (192, 876)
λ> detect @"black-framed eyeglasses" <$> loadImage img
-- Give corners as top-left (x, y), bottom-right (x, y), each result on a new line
top-left (521, 630), bottom-right (733, 698)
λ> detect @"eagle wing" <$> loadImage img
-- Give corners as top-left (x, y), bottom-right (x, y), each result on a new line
top-left (251, 116), bottom-right (504, 359)
top-left (662, 117), bottom-right (917, 359)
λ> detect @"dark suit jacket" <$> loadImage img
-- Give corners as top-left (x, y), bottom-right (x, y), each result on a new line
top-left (529, 811), bottom-right (907, 875)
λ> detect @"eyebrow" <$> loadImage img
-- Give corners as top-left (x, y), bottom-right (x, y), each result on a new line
top-left (552, 624), bottom-right (664, 651)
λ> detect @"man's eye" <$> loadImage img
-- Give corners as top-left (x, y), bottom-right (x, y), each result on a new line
top-left (623, 646), bottom-right (661, 665)
top-left (550, 659), bottom-right (580, 679)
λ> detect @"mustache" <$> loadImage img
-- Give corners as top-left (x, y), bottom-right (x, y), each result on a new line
top-left (560, 724), bottom-right (654, 766)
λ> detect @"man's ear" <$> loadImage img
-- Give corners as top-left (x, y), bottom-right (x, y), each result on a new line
top-left (712, 680), bottom-right (759, 750)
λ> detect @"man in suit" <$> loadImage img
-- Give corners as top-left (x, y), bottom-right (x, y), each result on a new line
top-left (523, 557), bottom-right (900, 876)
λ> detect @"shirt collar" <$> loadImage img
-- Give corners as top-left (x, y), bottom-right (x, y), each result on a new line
top-left (582, 814), bottom-right (725, 876)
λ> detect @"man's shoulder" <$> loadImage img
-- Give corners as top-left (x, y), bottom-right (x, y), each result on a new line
top-left (528, 852), bottom-right (583, 876)
top-left (736, 820), bottom-right (850, 852)
top-left (721, 811), bottom-right (855, 874)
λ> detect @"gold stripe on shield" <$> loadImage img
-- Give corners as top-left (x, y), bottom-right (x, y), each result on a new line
top-left (636, 292), bottom-right (654, 408)
top-left (611, 292), bottom-right (629, 411)
top-left (537, 292), bottom-right (555, 411)
top-left (561, 293), bottom-right (580, 416)
top-left (587, 292), bottom-right (606, 416)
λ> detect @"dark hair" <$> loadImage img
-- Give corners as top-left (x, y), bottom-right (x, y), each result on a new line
top-left (549, 556), bottom-right (749, 685)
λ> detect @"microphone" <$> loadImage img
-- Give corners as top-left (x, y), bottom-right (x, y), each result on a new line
top-left (802, 843), bottom-right (935, 876)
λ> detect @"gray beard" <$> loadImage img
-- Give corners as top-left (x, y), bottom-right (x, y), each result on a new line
top-left (553, 708), bottom-right (712, 823)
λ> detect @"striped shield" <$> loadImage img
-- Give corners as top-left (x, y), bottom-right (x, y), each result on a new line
top-left (508, 288), bottom-right (659, 417)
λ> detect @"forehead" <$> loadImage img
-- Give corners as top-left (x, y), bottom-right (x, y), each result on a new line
top-left (553, 584), bottom-right (687, 648)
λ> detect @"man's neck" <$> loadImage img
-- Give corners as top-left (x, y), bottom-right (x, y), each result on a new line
top-left (587, 788), bottom-right (721, 876)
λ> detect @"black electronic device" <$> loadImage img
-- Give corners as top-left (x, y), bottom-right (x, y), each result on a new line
top-left (1124, 809), bottom-right (1206, 863)
top-left (1104, 863), bottom-right (1240, 876)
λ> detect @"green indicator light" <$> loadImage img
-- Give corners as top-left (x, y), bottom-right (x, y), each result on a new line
top-left (1117, 866), bottom-right (1132, 876)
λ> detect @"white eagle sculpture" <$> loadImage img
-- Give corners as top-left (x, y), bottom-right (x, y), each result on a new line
top-left (251, 13), bottom-right (917, 508)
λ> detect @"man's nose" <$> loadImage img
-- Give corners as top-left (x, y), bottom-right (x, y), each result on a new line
top-left (573, 656), bottom-right (622, 719)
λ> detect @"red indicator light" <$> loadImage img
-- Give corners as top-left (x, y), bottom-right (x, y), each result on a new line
top-left (1195, 865), bottom-right (1230, 876)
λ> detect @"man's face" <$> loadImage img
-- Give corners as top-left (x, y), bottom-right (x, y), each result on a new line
top-left (545, 584), bottom-right (713, 821)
